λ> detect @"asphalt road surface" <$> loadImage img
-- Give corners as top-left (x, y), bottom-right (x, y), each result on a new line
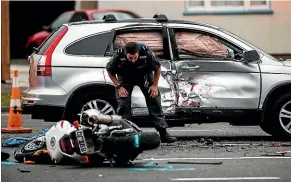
top-left (2, 114), bottom-right (291, 182)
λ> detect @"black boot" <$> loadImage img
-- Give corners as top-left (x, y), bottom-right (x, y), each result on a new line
top-left (158, 128), bottom-right (177, 143)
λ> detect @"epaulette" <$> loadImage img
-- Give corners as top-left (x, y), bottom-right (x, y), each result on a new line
top-left (117, 47), bottom-right (124, 54)
top-left (139, 44), bottom-right (148, 51)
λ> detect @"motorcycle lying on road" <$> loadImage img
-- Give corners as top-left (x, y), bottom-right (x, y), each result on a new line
top-left (14, 109), bottom-right (161, 166)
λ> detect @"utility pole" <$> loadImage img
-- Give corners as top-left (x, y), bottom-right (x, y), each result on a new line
top-left (1, 0), bottom-right (10, 82)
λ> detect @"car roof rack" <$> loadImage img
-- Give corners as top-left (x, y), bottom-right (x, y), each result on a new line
top-left (103, 14), bottom-right (117, 22)
top-left (153, 13), bottom-right (168, 22)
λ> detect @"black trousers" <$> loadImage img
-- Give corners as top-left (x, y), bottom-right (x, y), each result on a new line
top-left (115, 83), bottom-right (168, 129)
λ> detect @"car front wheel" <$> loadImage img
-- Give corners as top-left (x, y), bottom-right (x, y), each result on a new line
top-left (261, 93), bottom-right (291, 139)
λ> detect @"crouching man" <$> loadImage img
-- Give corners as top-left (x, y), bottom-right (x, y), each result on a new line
top-left (106, 42), bottom-right (177, 143)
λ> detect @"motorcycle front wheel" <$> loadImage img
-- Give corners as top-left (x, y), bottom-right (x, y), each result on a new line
top-left (14, 137), bottom-right (49, 163)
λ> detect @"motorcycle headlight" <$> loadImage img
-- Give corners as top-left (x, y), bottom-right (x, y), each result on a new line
top-left (59, 135), bottom-right (75, 155)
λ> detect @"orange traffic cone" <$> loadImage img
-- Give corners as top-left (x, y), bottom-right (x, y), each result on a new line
top-left (1, 70), bottom-right (32, 133)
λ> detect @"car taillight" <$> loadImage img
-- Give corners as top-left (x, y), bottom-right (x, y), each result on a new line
top-left (37, 27), bottom-right (68, 76)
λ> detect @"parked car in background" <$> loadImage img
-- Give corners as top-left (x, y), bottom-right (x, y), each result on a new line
top-left (25, 9), bottom-right (141, 55)
top-left (22, 14), bottom-right (291, 139)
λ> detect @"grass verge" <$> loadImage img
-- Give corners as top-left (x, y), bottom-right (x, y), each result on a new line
top-left (1, 92), bottom-right (11, 107)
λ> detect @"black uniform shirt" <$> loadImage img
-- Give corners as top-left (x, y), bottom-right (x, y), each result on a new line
top-left (106, 44), bottom-right (161, 85)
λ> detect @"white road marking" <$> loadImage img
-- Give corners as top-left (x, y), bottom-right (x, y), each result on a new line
top-left (169, 129), bottom-right (213, 132)
top-left (143, 129), bottom-right (213, 132)
top-left (1, 113), bottom-right (9, 116)
top-left (144, 156), bottom-right (291, 161)
top-left (171, 177), bottom-right (281, 181)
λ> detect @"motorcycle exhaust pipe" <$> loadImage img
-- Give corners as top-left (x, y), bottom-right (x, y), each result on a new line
top-left (88, 115), bottom-right (121, 126)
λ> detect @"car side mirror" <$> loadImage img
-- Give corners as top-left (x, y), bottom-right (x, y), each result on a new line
top-left (243, 50), bottom-right (260, 63)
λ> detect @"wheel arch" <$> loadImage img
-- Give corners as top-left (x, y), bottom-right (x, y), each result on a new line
top-left (64, 82), bottom-right (117, 110)
top-left (261, 81), bottom-right (291, 123)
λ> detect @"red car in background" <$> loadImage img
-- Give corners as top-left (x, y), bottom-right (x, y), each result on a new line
top-left (26, 9), bottom-right (141, 55)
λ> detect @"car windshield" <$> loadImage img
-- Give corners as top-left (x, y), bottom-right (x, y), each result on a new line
top-left (92, 11), bottom-right (137, 20)
top-left (219, 28), bottom-right (278, 61)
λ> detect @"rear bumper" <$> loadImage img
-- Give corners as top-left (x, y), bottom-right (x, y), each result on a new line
top-left (22, 104), bottom-right (65, 121)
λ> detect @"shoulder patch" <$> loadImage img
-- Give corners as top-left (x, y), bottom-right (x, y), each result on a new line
top-left (141, 45), bottom-right (148, 51)
top-left (117, 48), bottom-right (124, 54)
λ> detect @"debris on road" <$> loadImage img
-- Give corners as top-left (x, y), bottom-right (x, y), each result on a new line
top-left (260, 150), bottom-right (291, 156)
top-left (2, 128), bottom-right (49, 147)
top-left (226, 147), bottom-right (233, 152)
top-left (272, 142), bottom-right (291, 147)
top-left (167, 161), bottom-right (223, 165)
top-left (1, 151), bottom-right (10, 161)
top-left (144, 162), bottom-right (159, 167)
top-left (276, 150), bottom-right (291, 156)
top-left (214, 143), bottom-right (263, 147)
top-left (205, 139), bottom-right (214, 145)
top-left (261, 153), bottom-right (284, 156)
top-left (99, 174), bottom-right (104, 178)
top-left (1, 161), bottom-right (16, 165)
top-left (197, 138), bottom-right (205, 143)
top-left (17, 168), bottom-right (31, 173)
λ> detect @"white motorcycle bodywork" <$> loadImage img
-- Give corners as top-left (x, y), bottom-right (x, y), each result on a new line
top-left (45, 120), bottom-right (85, 164)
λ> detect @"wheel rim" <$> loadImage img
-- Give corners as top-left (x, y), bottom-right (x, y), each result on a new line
top-left (24, 140), bottom-right (44, 151)
top-left (80, 99), bottom-right (116, 120)
top-left (279, 100), bottom-right (291, 134)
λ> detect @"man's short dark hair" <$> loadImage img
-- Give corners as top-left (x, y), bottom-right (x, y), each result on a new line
top-left (125, 42), bottom-right (140, 54)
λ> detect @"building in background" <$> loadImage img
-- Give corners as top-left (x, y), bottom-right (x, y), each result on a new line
top-left (99, 0), bottom-right (291, 58)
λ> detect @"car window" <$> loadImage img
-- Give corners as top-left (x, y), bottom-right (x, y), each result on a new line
top-left (173, 29), bottom-right (243, 61)
top-left (92, 12), bottom-right (136, 20)
top-left (65, 31), bottom-right (114, 56)
top-left (114, 31), bottom-right (164, 55)
top-left (51, 13), bottom-right (73, 31)
top-left (220, 28), bottom-right (278, 61)
top-left (109, 29), bottom-right (171, 60)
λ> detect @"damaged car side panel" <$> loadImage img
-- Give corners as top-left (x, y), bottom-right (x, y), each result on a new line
top-left (173, 61), bottom-right (261, 109)
top-left (167, 26), bottom-right (261, 109)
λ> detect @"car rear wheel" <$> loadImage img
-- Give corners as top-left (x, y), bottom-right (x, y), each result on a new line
top-left (63, 93), bottom-right (117, 123)
top-left (79, 99), bottom-right (116, 121)
top-left (261, 93), bottom-right (291, 139)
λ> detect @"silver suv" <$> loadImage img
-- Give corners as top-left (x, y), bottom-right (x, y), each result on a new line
top-left (22, 14), bottom-right (291, 138)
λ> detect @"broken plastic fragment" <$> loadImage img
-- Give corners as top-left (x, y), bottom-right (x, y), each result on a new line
top-left (17, 168), bottom-right (31, 173)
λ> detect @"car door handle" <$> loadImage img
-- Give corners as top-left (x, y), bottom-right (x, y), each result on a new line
top-left (181, 65), bottom-right (200, 70)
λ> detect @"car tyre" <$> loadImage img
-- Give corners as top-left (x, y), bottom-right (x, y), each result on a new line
top-left (63, 92), bottom-right (117, 123)
top-left (261, 92), bottom-right (291, 139)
